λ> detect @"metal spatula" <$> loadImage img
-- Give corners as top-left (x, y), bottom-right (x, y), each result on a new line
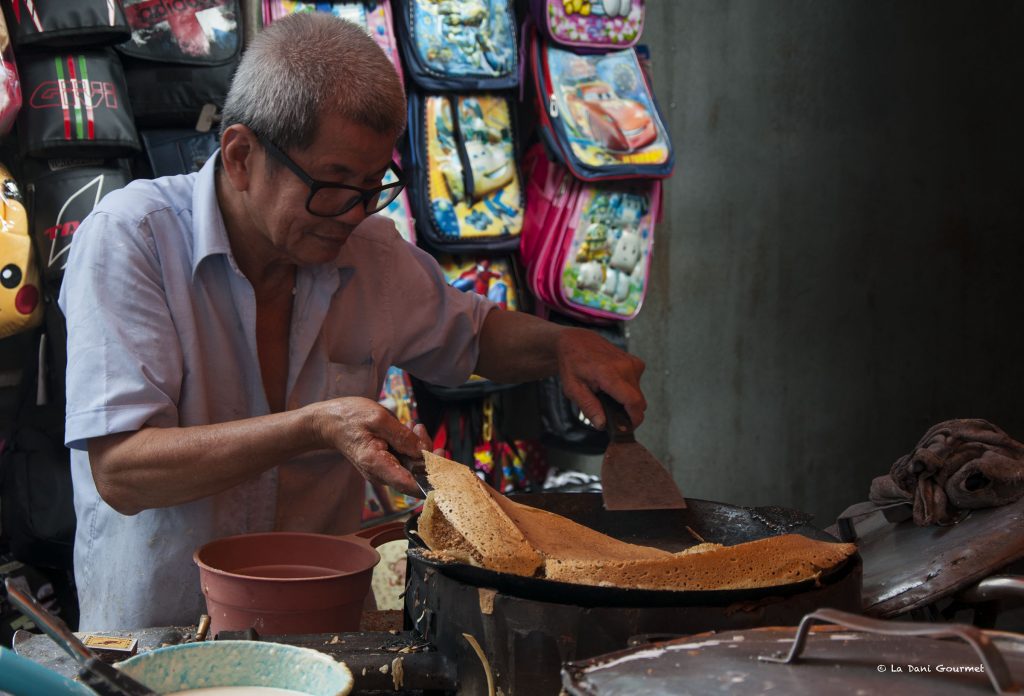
top-left (4, 579), bottom-right (159, 696)
top-left (599, 393), bottom-right (687, 511)
top-left (392, 448), bottom-right (432, 497)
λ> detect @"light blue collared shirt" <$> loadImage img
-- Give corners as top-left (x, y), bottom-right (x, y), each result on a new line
top-left (59, 154), bottom-right (494, 630)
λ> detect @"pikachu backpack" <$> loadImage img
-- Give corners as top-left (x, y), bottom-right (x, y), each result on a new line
top-left (0, 163), bottom-right (43, 338)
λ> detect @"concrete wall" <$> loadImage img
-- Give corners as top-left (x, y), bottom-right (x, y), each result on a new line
top-left (623, 1), bottom-right (1024, 525)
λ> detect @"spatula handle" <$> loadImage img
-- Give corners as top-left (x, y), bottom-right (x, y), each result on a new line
top-left (598, 392), bottom-right (636, 444)
top-left (4, 578), bottom-right (93, 664)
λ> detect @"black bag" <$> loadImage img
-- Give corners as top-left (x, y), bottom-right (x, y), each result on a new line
top-left (140, 129), bottom-right (219, 177)
top-left (1, 302), bottom-right (74, 571)
top-left (25, 159), bottom-right (132, 285)
top-left (116, 0), bottom-right (242, 127)
top-left (16, 49), bottom-right (140, 158)
top-left (536, 316), bottom-right (626, 454)
top-left (2, 0), bottom-right (130, 48)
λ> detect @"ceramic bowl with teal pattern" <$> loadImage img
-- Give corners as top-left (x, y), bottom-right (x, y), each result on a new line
top-left (116, 640), bottom-right (353, 695)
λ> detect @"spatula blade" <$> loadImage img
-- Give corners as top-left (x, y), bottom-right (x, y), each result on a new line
top-left (392, 448), bottom-right (432, 497)
top-left (597, 393), bottom-right (686, 511)
top-left (601, 441), bottom-right (687, 510)
top-left (409, 459), bottom-right (433, 498)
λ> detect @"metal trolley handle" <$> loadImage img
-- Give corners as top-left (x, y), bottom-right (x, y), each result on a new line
top-left (759, 608), bottom-right (1022, 695)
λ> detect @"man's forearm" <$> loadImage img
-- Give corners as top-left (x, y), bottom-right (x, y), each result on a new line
top-left (88, 407), bottom-right (319, 515)
top-left (473, 309), bottom-right (566, 383)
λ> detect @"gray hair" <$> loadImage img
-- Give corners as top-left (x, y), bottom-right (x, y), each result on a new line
top-left (220, 13), bottom-right (406, 151)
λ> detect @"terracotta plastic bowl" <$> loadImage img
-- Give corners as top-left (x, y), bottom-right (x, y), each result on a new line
top-left (193, 521), bottom-right (405, 635)
top-left (116, 640), bottom-right (353, 695)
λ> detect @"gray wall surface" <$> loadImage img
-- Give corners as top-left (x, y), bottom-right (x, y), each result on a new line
top-left (623, 1), bottom-right (1024, 526)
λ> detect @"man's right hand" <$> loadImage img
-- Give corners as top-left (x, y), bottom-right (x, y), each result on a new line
top-left (308, 396), bottom-right (430, 497)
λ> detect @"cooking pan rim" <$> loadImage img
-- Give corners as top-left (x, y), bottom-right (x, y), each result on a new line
top-left (403, 494), bottom-right (860, 607)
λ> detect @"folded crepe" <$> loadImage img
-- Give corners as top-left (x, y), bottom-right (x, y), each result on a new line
top-left (417, 452), bottom-right (857, 592)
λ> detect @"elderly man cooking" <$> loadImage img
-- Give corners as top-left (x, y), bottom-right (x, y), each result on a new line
top-left (59, 13), bottom-right (646, 631)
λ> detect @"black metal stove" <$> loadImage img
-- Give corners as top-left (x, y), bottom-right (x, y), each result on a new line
top-left (402, 494), bottom-right (863, 694)
top-left (12, 494), bottom-right (865, 695)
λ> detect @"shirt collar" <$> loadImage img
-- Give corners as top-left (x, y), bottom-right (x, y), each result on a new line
top-left (191, 150), bottom-right (234, 278)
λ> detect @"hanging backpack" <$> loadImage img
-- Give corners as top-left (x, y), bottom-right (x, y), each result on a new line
top-left (519, 143), bottom-right (659, 323)
top-left (24, 159), bottom-right (132, 286)
top-left (116, 0), bottom-right (242, 127)
top-left (262, 0), bottom-right (405, 82)
top-left (413, 253), bottom-right (523, 400)
top-left (16, 48), bottom-right (140, 158)
top-left (0, 162), bottom-right (43, 339)
top-left (139, 129), bottom-right (220, 178)
top-left (430, 395), bottom-right (548, 493)
top-left (528, 0), bottom-right (645, 54)
top-left (0, 13), bottom-right (21, 135)
top-left (527, 26), bottom-right (673, 181)
top-left (394, 0), bottom-right (518, 90)
top-left (373, 366), bottom-right (423, 514)
top-left (1, 157), bottom-right (128, 574)
top-left (1, 192), bottom-right (76, 576)
top-left (407, 90), bottom-right (523, 253)
top-left (377, 149), bottom-right (416, 244)
top-left (2, 0), bottom-right (130, 48)
top-left (0, 299), bottom-right (75, 572)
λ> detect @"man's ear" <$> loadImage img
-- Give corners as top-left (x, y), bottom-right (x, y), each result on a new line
top-left (219, 125), bottom-right (258, 192)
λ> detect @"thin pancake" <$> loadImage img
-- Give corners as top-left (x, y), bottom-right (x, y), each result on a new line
top-left (418, 452), bottom-right (857, 591)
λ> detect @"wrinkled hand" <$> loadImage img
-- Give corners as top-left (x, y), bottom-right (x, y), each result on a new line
top-left (556, 327), bottom-right (647, 430)
top-left (309, 397), bottom-right (431, 497)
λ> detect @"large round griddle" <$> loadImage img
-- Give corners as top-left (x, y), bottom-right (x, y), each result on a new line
top-left (405, 493), bottom-right (859, 607)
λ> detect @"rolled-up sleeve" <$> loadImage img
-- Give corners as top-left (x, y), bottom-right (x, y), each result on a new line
top-left (382, 236), bottom-right (496, 386)
top-left (59, 210), bottom-right (183, 450)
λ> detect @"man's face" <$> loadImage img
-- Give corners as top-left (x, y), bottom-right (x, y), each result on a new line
top-left (248, 118), bottom-right (396, 266)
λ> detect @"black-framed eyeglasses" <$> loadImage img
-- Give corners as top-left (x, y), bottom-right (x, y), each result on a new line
top-left (255, 132), bottom-right (405, 217)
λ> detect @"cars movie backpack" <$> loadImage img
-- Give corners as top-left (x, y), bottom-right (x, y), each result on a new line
top-left (24, 159), bottom-right (131, 286)
top-left (528, 27), bottom-right (673, 181)
top-left (263, 0), bottom-right (405, 82)
top-left (529, 0), bottom-right (645, 54)
top-left (407, 91), bottom-right (522, 252)
top-left (116, 0), bottom-right (242, 127)
top-left (395, 0), bottom-right (518, 90)
top-left (2, 0), bottom-right (130, 48)
top-left (0, 163), bottom-right (43, 338)
top-left (519, 143), bottom-right (659, 323)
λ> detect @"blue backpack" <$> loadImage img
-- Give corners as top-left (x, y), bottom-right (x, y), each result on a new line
top-left (395, 0), bottom-right (518, 90)
top-left (406, 90), bottom-right (523, 253)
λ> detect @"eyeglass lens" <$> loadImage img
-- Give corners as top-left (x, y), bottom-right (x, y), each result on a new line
top-left (307, 184), bottom-right (400, 216)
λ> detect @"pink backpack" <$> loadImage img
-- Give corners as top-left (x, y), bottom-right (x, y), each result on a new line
top-left (0, 13), bottom-right (20, 136)
top-left (262, 1), bottom-right (404, 82)
top-left (529, 0), bottom-right (645, 54)
top-left (519, 144), bottom-right (660, 323)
